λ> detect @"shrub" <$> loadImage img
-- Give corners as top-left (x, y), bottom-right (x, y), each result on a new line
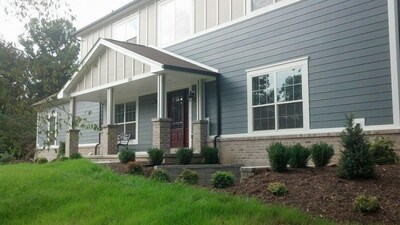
top-left (369, 137), bottom-right (399, 165)
top-left (310, 142), bottom-right (335, 167)
top-left (267, 142), bottom-right (290, 172)
top-left (147, 148), bottom-right (164, 165)
top-left (57, 141), bottom-right (66, 158)
top-left (211, 171), bottom-right (234, 189)
top-left (58, 156), bottom-right (69, 161)
top-left (127, 161), bottom-right (144, 176)
top-left (118, 149), bottom-right (135, 164)
top-left (69, 152), bottom-right (82, 160)
top-left (200, 147), bottom-right (219, 164)
top-left (176, 148), bottom-right (193, 165)
top-left (288, 144), bottom-right (310, 168)
top-left (36, 158), bottom-right (48, 164)
top-left (176, 169), bottom-right (199, 185)
top-left (337, 114), bottom-right (375, 179)
top-left (0, 153), bottom-right (15, 164)
top-left (150, 169), bottom-right (169, 182)
top-left (353, 194), bottom-right (379, 213)
top-left (267, 182), bottom-right (288, 196)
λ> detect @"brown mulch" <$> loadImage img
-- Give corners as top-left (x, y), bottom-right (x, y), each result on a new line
top-left (224, 164), bottom-right (400, 225)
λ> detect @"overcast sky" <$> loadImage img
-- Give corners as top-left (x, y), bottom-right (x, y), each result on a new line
top-left (0, 0), bottom-right (132, 44)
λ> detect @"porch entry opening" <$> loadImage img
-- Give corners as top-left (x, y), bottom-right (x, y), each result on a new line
top-left (167, 89), bottom-right (189, 148)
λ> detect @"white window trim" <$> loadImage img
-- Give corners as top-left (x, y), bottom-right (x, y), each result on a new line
top-left (247, 56), bottom-right (310, 134)
top-left (157, 0), bottom-right (194, 46)
top-left (246, 0), bottom-right (281, 13)
top-left (114, 99), bottom-right (139, 145)
top-left (47, 111), bottom-right (58, 148)
top-left (111, 13), bottom-right (140, 43)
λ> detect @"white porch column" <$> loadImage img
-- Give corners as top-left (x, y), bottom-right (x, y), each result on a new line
top-left (153, 74), bottom-right (171, 152)
top-left (193, 79), bottom-right (209, 152)
top-left (157, 74), bottom-right (166, 118)
top-left (196, 79), bottom-right (205, 120)
top-left (101, 87), bottom-right (118, 155)
top-left (106, 87), bottom-right (114, 125)
top-left (66, 97), bottom-right (79, 156)
top-left (69, 97), bottom-right (76, 129)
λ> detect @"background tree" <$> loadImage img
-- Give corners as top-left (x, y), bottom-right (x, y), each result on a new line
top-left (20, 18), bottom-right (80, 100)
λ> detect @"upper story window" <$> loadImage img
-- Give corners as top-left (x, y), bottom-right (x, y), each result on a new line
top-left (112, 14), bottom-right (139, 43)
top-left (158, 0), bottom-right (193, 45)
top-left (249, 0), bottom-right (285, 11)
top-left (247, 57), bottom-right (309, 132)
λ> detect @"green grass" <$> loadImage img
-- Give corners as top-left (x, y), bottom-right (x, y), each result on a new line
top-left (0, 160), bottom-right (335, 225)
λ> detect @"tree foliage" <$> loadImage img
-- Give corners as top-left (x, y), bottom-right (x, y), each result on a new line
top-left (337, 114), bottom-right (375, 179)
top-left (20, 18), bottom-right (80, 99)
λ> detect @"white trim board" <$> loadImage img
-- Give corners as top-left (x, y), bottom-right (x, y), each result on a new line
top-left (388, 0), bottom-right (400, 125)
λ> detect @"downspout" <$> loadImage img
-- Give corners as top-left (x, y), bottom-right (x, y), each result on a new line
top-left (213, 75), bottom-right (222, 148)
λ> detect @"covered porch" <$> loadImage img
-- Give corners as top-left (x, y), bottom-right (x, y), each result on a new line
top-left (58, 39), bottom-right (219, 156)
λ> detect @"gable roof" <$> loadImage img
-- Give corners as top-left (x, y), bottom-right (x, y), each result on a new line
top-left (57, 38), bottom-right (219, 99)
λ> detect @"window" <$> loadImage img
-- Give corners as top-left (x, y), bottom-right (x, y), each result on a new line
top-left (47, 110), bottom-right (57, 146)
top-left (249, 0), bottom-right (286, 11)
top-left (115, 101), bottom-right (137, 140)
top-left (158, 0), bottom-right (193, 45)
top-left (247, 57), bottom-right (309, 132)
top-left (112, 14), bottom-right (139, 43)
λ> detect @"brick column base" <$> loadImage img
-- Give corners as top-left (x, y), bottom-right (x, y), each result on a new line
top-left (152, 118), bottom-right (172, 152)
top-left (66, 129), bottom-right (80, 156)
top-left (193, 120), bottom-right (209, 152)
top-left (101, 125), bottom-right (118, 155)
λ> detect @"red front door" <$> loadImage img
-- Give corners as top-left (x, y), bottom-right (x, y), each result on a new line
top-left (167, 89), bottom-right (189, 148)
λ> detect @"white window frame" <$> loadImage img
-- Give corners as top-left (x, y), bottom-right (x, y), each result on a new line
top-left (157, 0), bottom-right (194, 46)
top-left (247, 56), bottom-right (310, 134)
top-left (47, 110), bottom-right (58, 147)
top-left (246, 0), bottom-right (289, 13)
top-left (111, 13), bottom-right (140, 43)
top-left (114, 99), bottom-right (139, 144)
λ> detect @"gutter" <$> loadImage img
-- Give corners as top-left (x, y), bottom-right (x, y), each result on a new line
top-left (213, 75), bottom-right (222, 148)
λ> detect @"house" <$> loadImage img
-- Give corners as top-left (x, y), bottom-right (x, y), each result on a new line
top-left (36, 0), bottom-right (400, 165)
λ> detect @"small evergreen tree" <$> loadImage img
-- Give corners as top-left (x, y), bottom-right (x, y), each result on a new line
top-left (337, 114), bottom-right (375, 179)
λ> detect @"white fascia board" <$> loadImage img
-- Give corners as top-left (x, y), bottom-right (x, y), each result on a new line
top-left (149, 45), bottom-right (220, 73)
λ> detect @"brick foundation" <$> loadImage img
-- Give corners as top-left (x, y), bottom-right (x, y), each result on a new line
top-left (100, 125), bottom-right (118, 155)
top-left (152, 118), bottom-right (172, 152)
top-left (216, 129), bottom-right (400, 166)
top-left (192, 120), bottom-right (208, 153)
top-left (65, 129), bottom-right (80, 156)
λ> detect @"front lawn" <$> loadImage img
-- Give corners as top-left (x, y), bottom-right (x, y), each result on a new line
top-left (0, 160), bottom-right (333, 225)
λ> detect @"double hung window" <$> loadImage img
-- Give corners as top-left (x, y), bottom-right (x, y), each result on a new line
top-left (115, 101), bottom-right (137, 140)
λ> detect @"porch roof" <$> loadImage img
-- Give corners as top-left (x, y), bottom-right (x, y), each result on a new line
top-left (57, 38), bottom-right (219, 100)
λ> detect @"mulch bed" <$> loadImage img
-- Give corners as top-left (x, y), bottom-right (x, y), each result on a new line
top-left (224, 164), bottom-right (400, 225)
top-left (102, 162), bottom-right (400, 224)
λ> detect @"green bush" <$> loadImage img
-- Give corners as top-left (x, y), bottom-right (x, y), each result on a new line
top-left (128, 161), bottom-right (144, 176)
top-left (211, 171), bottom-right (234, 189)
top-left (57, 141), bottom-right (66, 158)
top-left (369, 137), bottom-right (399, 165)
top-left (267, 182), bottom-right (288, 196)
top-left (310, 143), bottom-right (335, 167)
top-left (176, 148), bottom-right (193, 165)
top-left (353, 194), bottom-right (379, 213)
top-left (69, 152), bottom-right (82, 160)
top-left (36, 158), bottom-right (48, 164)
top-left (147, 148), bottom-right (164, 165)
top-left (150, 169), bottom-right (169, 182)
top-left (267, 142), bottom-right (290, 172)
top-left (118, 149), bottom-right (135, 164)
top-left (176, 169), bottom-right (199, 185)
top-left (58, 156), bottom-right (69, 161)
top-left (288, 144), bottom-right (310, 168)
top-left (0, 153), bottom-right (15, 164)
top-left (200, 147), bottom-right (219, 164)
top-left (337, 114), bottom-right (375, 179)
